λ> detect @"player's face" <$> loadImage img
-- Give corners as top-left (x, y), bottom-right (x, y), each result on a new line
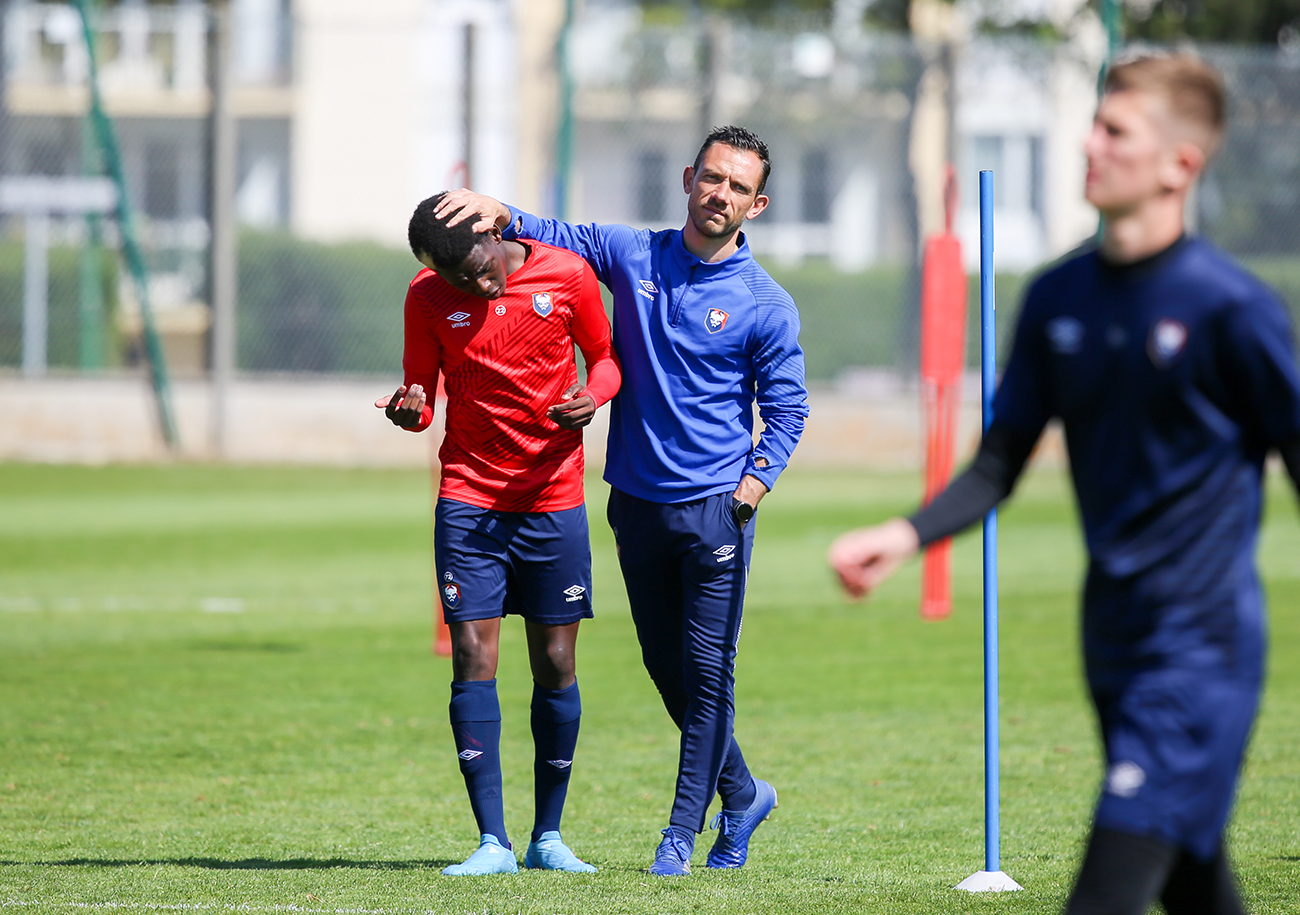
top-left (421, 239), bottom-right (509, 299)
top-left (1084, 89), bottom-right (1180, 217)
top-left (683, 144), bottom-right (770, 239)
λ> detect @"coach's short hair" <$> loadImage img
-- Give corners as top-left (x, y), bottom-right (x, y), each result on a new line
top-left (408, 192), bottom-right (484, 268)
top-left (1104, 52), bottom-right (1226, 158)
top-left (694, 125), bottom-right (772, 194)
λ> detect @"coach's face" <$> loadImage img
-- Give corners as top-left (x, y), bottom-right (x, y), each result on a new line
top-left (1084, 89), bottom-right (1194, 218)
top-left (683, 143), bottom-right (769, 240)
top-left (419, 230), bottom-right (509, 299)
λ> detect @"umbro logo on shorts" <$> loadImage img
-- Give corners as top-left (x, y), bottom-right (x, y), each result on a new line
top-left (1106, 761), bottom-right (1145, 798)
top-left (714, 545), bottom-right (736, 563)
top-left (448, 311), bottom-right (471, 328)
top-left (546, 759), bottom-right (573, 769)
top-left (458, 749), bottom-right (483, 761)
top-left (563, 585), bottom-right (586, 602)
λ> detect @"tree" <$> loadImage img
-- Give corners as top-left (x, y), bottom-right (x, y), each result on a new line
top-left (1121, 0), bottom-right (1300, 44)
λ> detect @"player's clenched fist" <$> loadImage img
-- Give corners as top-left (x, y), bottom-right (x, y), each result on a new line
top-left (376, 383), bottom-right (427, 429)
top-left (827, 517), bottom-right (920, 599)
top-left (547, 383), bottom-right (597, 430)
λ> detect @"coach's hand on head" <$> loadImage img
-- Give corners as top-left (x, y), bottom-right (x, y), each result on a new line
top-left (375, 383), bottom-right (427, 428)
top-left (547, 383), bottom-right (597, 430)
top-left (827, 518), bottom-right (920, 599)
top-left (435, 189), bottom-right (512, 235)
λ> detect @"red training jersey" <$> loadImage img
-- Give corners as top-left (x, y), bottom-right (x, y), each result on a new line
top-left (402, 241), bottom-right (620, 512)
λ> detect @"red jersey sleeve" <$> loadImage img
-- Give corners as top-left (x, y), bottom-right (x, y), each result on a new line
top-left (401, 272), bottom-right (440, 432)
top-left (571, 261), bottom-right (621, 407)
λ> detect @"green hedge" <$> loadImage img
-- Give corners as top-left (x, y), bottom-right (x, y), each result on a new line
top-left (0, 241), bottom-right (118, 370)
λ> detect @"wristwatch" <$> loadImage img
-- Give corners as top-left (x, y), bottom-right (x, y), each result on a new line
top-left (731, 498), bottom-right (755, 526)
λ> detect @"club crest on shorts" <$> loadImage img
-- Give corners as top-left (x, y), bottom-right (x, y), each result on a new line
top-left (1148, 319), bottom-right (1188, 367)
top-left (442, 581), bottom-right (461, 608)
top-left (532, 292), bottom-right (554, 317)
top-left (705, 308), bottom-right (729, 334)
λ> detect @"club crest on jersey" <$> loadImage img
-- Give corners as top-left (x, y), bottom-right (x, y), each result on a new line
top-left (532, 292), bottom-right (554, 317)
top-left (706, 308), bottom-right (729, 334)
top-left (1148, 319), bottom-right (1187, 367)
top-left (1046, 316), bottom-right (1084, 354)
top-left (442, 581), bottom-right (461, 608)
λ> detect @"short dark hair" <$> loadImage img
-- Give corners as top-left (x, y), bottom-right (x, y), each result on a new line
top-left (693, 125), bottom-right (771, 194)
top-left (408, 192), bottom-right (484, 268)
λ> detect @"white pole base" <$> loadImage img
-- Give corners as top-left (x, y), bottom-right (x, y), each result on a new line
top-left (956, 870), bottom-right (1024, 892)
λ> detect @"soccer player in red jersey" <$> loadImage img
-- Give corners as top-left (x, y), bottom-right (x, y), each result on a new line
top-left (376, 192), bottom-right (620, 875)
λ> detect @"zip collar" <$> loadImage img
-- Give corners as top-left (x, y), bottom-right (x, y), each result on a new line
top-left (667, 229), bottom-right (755, 280)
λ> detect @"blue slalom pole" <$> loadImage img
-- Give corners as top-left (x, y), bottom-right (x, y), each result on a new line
top-left (957, 171), bottom-right (1020, 893)
top-left (979, 169), bottom-right (1000, 876)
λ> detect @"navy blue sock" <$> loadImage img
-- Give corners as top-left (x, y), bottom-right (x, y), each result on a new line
top-left (723, 778), bottom-right (757, 814)
top-left (448, 679), bottom-right (508, 849)
top-left (530, 680), bottom-right (582, 842)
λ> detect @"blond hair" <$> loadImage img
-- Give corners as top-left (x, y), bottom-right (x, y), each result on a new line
top-left (1104, 53), bottom-right (1226, 158)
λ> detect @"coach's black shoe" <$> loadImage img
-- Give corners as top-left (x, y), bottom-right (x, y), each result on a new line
top-left (706, 778), bottom-right (778, 868)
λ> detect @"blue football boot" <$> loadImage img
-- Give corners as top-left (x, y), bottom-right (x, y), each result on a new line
top-left (523, 831), bottom-right (597, 873)
top-left (706, 778), bottom-right (778, 869)
top-left (648, 826), bottom-right (694, 876)
top-left (441, 834), bottom-right (518, 876)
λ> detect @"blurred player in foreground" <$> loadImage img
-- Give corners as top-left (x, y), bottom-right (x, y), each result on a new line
top-left (377, 193), bottom-right (620, 875)
top-left (830, 53), bottom-right (1300, 915)
top-left (436, 126), bottom-right (809, 876)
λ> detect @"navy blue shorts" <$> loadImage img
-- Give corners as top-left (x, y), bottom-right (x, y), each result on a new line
top-left (1090, 668), bottom-right (1260, 860)
top-left (433, 498), bottom-right (594, 625)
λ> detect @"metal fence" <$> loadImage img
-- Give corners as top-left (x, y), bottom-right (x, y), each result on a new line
top-left (3, 3), bottom-right (1300, 387)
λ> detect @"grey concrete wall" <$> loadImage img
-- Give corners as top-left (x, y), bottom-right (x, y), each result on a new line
top-left (0, 374), bottom-right (1046, 470)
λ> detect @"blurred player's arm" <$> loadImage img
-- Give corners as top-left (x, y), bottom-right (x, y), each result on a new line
top-left (375, 281), bottom-right (440, 432)
top-left (549, 263), bottom-right (621, 431)
top-left (828, 422), bottom-right (1037, 599)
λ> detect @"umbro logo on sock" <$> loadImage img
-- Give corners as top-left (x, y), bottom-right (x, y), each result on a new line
top-left (546, 759), bottom-right (573, 769)
top-left (458, 749), bottom-right (484, 761)
top-left (714, 545), bottom-right (736, 563)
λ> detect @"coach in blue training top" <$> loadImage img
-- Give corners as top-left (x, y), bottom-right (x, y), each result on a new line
top-left (830, 55), bottom-right (1300, 914)
top-left (439, 126), bottom-right (808, 876)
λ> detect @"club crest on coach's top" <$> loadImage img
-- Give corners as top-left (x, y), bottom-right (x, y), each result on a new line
top-left (532, 292), bottom-right (554, 317)
top-left (1148, 319), bottom-right (1188, 367)
top-left (705, 308), bottom-right (729, 334)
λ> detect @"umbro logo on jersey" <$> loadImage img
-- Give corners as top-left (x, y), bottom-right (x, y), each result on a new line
top-left (1149, 319), bottom-right (1187, 367)
top-left (448, 311), bottom-right (472, 328)
top-left (637, 280), bottom-right (659, 299)
top-left (563, 585), bottom-right (586, 602)
top-left (442, 582), bottom-right (461, 608)
top-left (533, 292), bottom-right (554, 317)
top-left (706, 308), bottom-right (729, 334)
top-left (458, 749), bottom-right (483, 761)
top-left (713, 545), bottom-right (736, 563)
top-left (546, 758), bottom-right (573, 769)
top-left (1046, 316), bottom-right (1084, 354)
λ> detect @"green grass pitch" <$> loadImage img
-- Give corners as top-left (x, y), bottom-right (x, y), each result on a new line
top-left (1, 462), bottom-right (1297, 914)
